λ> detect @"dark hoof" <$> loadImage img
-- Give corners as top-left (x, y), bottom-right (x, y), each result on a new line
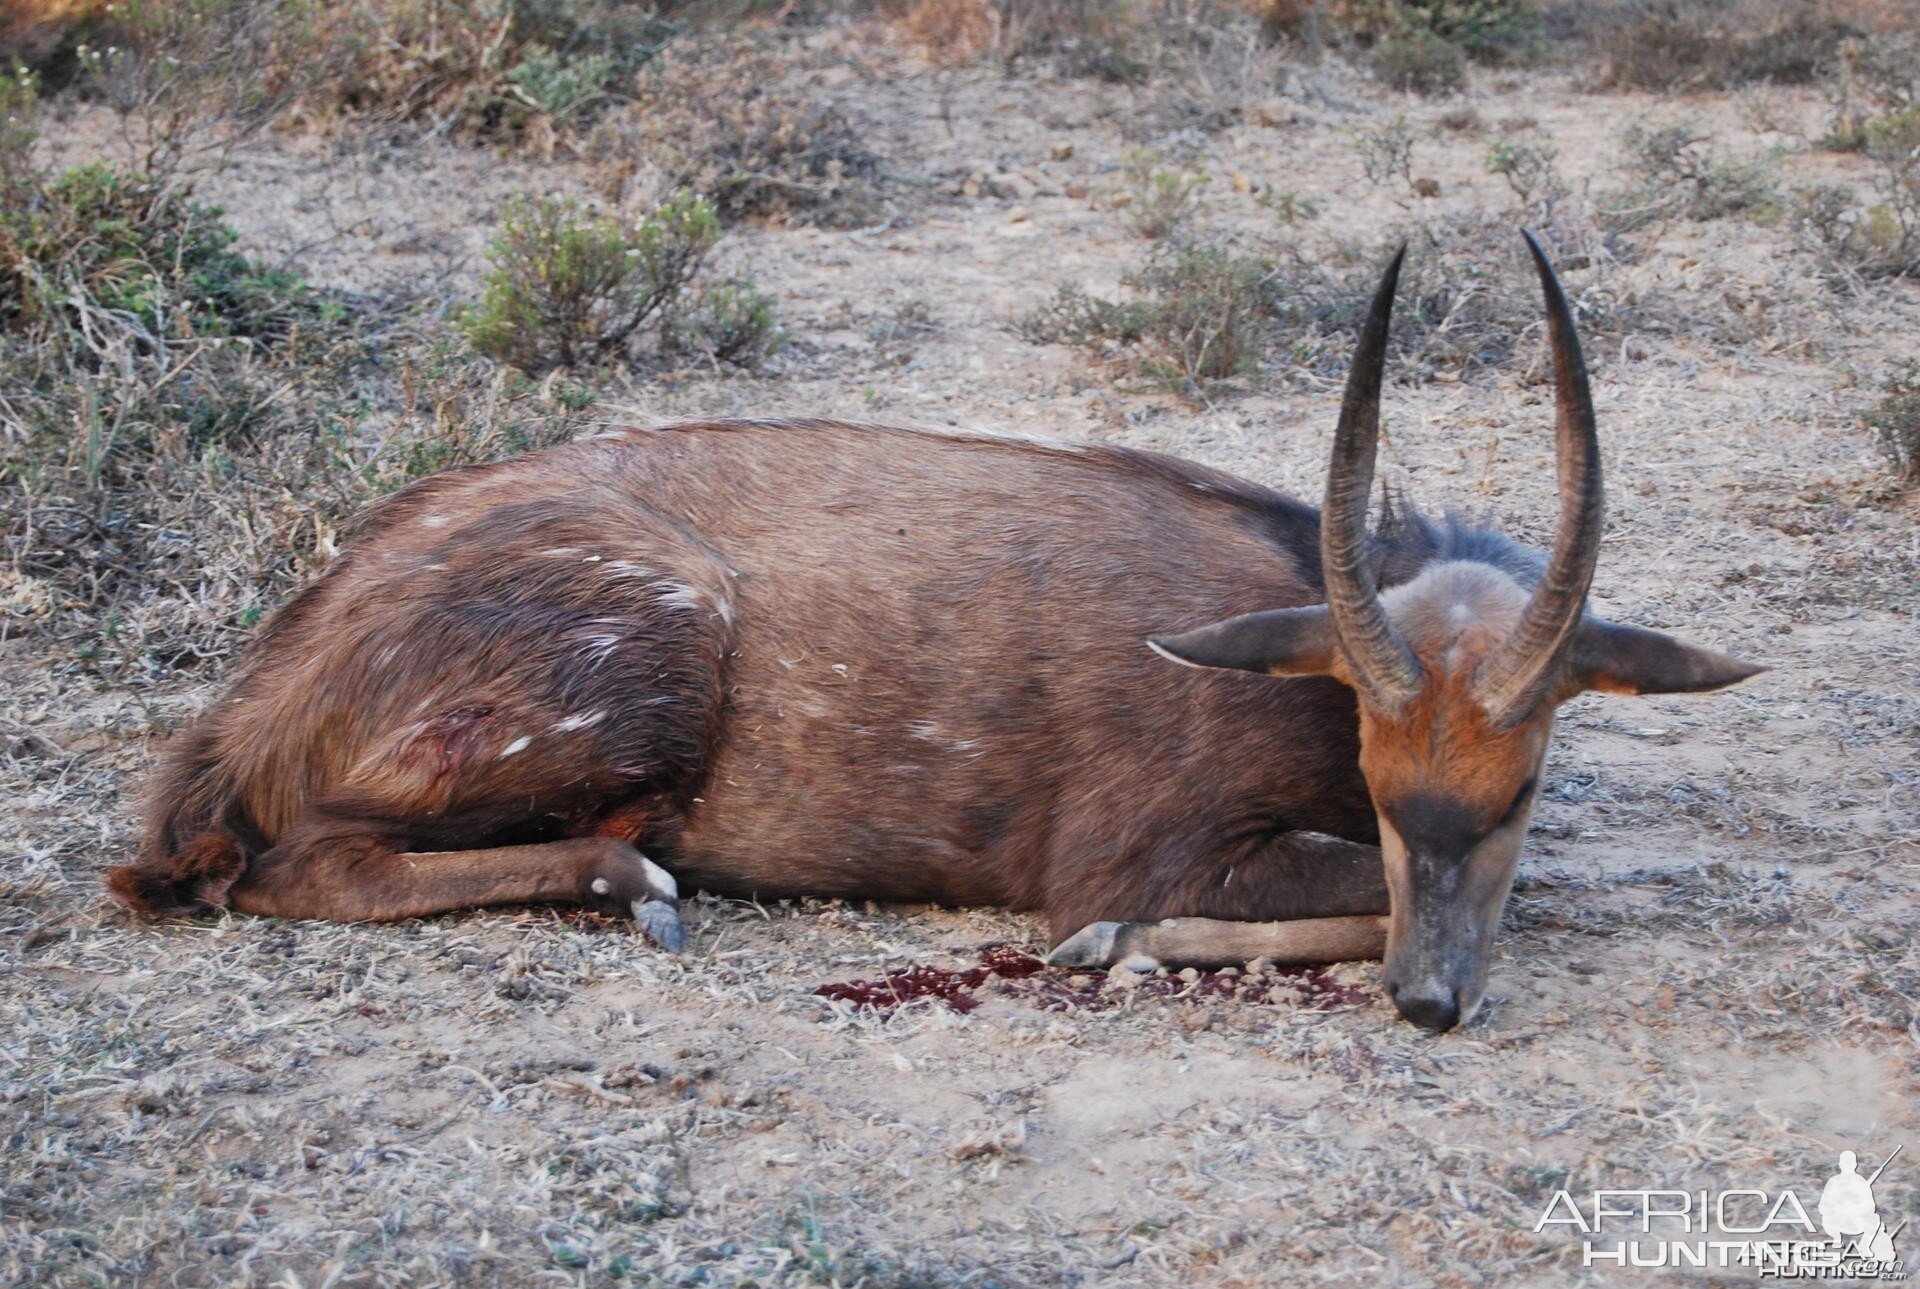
top-left (1045, 921), bottom-right (1123, 968)
top-left (632, 899), bottom-right (686, 953)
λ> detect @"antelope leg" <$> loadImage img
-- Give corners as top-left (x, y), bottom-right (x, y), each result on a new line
top-left (1046, 914), bottom-right (1387, 971)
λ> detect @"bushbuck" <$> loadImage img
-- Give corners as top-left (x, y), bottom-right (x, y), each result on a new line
top-left (109, 234), bottom-right (1763, 1030)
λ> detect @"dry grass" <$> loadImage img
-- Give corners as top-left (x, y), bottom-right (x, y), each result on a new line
top-left (4, 7), bottom-right (1919, 1286)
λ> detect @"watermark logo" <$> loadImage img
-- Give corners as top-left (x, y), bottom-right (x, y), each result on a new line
top-left (1535, 1145), bottom-right (1906, 1278)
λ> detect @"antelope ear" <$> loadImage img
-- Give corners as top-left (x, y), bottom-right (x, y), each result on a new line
top-left (1148, 606), bottom-right (1341, 677)
top-left (1572, 620), bottom-right (1767, 696)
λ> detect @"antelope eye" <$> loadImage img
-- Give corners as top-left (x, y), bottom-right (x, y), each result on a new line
top-left (1497, 777), bottom-right (1537, 829)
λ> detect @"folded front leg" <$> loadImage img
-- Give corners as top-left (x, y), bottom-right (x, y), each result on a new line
top-left (1047, 913), bottom-right (1386, 970)
top-left (1044, 830), bottom-right (1389, 970)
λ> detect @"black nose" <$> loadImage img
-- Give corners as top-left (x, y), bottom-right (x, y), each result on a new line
top-left (1391, 988), bottom-right (1461, 1032)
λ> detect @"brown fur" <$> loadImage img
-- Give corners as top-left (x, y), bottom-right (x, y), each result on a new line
top-left (111, 418), bottom-right (1395, 932)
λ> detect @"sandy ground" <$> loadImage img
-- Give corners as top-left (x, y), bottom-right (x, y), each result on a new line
top-left (5, 25), bottom-right (1919, 1288)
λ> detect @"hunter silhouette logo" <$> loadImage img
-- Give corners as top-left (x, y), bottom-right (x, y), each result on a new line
top-left (1821, 1148), bottom-right (1902, 1268)
top-left (1534, 1144), bottom-right (1908, 1276)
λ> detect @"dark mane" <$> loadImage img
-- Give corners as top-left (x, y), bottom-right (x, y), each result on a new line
top-left (1375, 491), bottom-right (1547, 592)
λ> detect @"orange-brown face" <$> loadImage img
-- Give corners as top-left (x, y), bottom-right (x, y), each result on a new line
top-left (1357, 668), bottom-right (1555, 1031)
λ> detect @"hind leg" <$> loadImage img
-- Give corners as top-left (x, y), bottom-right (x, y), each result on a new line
top-left (229, 822), bottom-right (686, 949)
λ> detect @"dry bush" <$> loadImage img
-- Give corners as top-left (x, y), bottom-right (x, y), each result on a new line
top-left (1372, 27), bottom-right (1467, 94)
top-left (1320, 210), bottom-right (1624, 377)
top-left (1601, 122), bottom-right (1780, 231)
top-left (894, 0), bottom-right (1159, 78)
top-left (0, 78), bottom-right (612, 668)
top-left (1795, 110), bottom-right (1920, 279)
top-left (1353, 113), bottom-right (1420, 193)
top-left (44, 0), bottom-right (673, 146)
top-left (291, 0), bottom-right (660, 136)
top-left (1256, 0), bottom-right (1538, 62)
top-left (0, 158), bottom-right (367, 664)
top-left (1021, 198), bottom-right (1623, 393)
top-left (293, 0), bottom-right (670, 138)
top-left (895, 0), bottom-right (1018, 66)
top-left (0, 0), bottom-right (111, 74)
top-left (52, 0), bottom-right (305, 183)
top-left (894, 0), bottom-right (1291, 87)
top-left (1581, 0), bottom-right (1861, 92)
top-left (599, 40), bottom-right (883, 227)
top-left (1821, 31), bottom-right (1920, 151)
top-left (1020, 236), bottom-right (1281, 390)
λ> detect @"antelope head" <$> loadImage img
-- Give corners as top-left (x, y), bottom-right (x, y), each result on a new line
top-left (1152, 234), bottom-right (1765, 1031)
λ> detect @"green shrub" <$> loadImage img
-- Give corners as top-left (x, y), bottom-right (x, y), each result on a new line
top-left (2, 162), bottom-right (311, 341)
top-left (460, 191), bottom-right (721, 373)
top-left (667, 277), bottom-right (787, 368)
top-left (1120, 149), bottom-right (1208, 239)
top-left (1865, 362), bottom-right (1920, 484)
top-left (507, 44), bottom-right (621, 121)
top-left (1485, 137), bottom-right (1563, 207)
top-left (1021, 238), bottom-right (1278, 389)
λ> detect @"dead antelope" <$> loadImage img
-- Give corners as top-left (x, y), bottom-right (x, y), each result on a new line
top-left (109, 233), bottom-right (1763, 1030)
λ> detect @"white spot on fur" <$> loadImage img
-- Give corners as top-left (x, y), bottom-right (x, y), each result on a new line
top-left (591, 877), bottom-right (612, 895)
top-left (543, 546), bottom-right (581, 557)
top-left (420, 514), bottom-right (450, 528)
top-left (552, 711), bottom-right (607, 732)
top-left (499, 735), bottom-right (531, 758)
top-left (576, 634), bottom-right (620, 666)
top-left (605, 559), bottom-right (654, 581)
top-left (657, 581), bottom-right (706, 613)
